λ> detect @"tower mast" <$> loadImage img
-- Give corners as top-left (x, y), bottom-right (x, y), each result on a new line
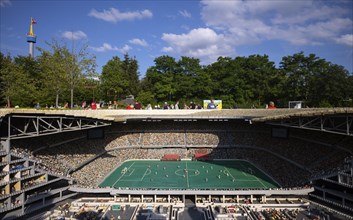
top-left (26, 17), bottom-right (37, 58)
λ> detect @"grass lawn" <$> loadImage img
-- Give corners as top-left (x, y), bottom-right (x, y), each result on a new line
top-left (99, 160), bottom-right (279, 190)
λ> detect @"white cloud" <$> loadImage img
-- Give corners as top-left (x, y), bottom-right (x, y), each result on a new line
top-left (179, 10), bottom-right (191, 18)
top-left (161, 47), bottom-right (173, 52)
top-left (200, 0), bottom-right (353, 46)
top-left (129, 38), bottom-right (148, 47)
top-left (162, 28), bottom-right (233, 63)
top-left (88, 8), bottom-right (152, 23)
top-left (271, 4), bottom-right (346, 25)
top-left (335, 34), bottom-right (353, 46)
top-left (0, 0), bottom-right (11, 7)
top-left (61, 31), bottom-right (87, 40)
top-left (120, 45), bottom-right (131, 53)
top-left (90, 43), bottom-right (131, 53)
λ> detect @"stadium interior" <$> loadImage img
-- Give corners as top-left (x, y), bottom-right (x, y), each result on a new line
top-left (0, 109), bottom-right (352, 220)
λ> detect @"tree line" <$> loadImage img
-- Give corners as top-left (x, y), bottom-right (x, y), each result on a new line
top-left (1, 41), bottom-right (352, 108)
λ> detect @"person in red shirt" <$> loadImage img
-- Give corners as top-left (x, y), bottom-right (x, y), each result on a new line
top-left (267, 101), bottom-right (276, 109)
top-left (91, 101), bottom-right (97, 110)
top-left (134, 101), bottom-right (142, 110)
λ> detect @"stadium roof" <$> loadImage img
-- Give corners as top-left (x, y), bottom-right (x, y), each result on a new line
top-left (0, 108), bottom-right (352, 122)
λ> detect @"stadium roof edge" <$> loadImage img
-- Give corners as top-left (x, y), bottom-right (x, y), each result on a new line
top-left (251, 107), bottom-right (353, 122)
top-left (0, 108), bottom-right (352, 122)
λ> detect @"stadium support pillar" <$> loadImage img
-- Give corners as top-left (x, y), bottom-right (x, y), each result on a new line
top-left (209, 195), bottom-right (211, 202)
top-left (222, 195), bottom-right (225, 203)
top-left (22, 200), bottom-right (25, 215)
top-left (141, 195), bottom-right (144, 202)
top-left (250, 195), bottom-right (253, 203)
top-left (114, 195), bottom-right (116, 202)
top-left (5, 116), bottom-right (11, 153)
top-left (128, 194), bottom-right (131, 202)
top-left (1, 138), bottom-right (10, 153)
top-left (168, 195), bottom-right (170, 203)
top-left (338, 174), bottom-right (342, 184)
top-left (236, 195), bottom-right (239, 204)
top-left (262, 195), bottom-right (267, 203)
top-left (154, 195), bottom-right (157, 203)
top-left (182, 194), bottom-right (185, 203)
top-left (1, 138), bottom-right (11, 166)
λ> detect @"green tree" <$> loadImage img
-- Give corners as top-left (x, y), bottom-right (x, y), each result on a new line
top-left (99, 56), bottom-right (129, 102)
top-left (37, 40), bottom-right (96, 108)
top-left (280, 52), bottom-right (323, 104)
top-left (38, 41), bottom-right (72, 107)
top-left (206, 57), bottom-right (245, 107)
top-left (136, 91), bottom-right (155, 106)
top-left (308, 63), bottom-right (351, 107)
top-left (280, 52), bottom-right (351, 107)
top-left (238, 55), bottom-right (283, 106)
top-left (205, 55), bottom-right (284, 108)
top-left (176, 56), bottom-right (211, 101)
top-left (81, 77), bottom-right (100, 103)
top-left (0, 53), bottom-right (15, 106)
top-left (347, 74), bottom-right (353, 107)
top-left (13, 56), bottom-right (43, 106)
top-left (69, 44), bottom-right (96, 107)
top-left (122, 54), bottom-right (140, 96)
top-left (0, 53), bottom-right (40, 107)
top-left (0, 53), bottom-right (17, 107)
top-left (143, 56), bottom-right (178, 102)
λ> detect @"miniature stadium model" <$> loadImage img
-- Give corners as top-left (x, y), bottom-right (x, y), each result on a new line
top-left (0, 108), bottom-right (352, 219)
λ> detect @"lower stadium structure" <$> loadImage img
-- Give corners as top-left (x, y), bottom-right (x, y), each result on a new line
top-left (0, 108), bottom-right (352, 220)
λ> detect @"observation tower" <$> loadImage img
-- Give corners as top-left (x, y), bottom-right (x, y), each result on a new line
top-left (26, 17), bottom-right (37, 58)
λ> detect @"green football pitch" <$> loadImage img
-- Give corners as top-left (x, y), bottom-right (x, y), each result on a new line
top-left (99, 160), bottom-right (279, 190)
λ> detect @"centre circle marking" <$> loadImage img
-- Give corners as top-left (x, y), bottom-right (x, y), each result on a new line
top-left (175, 169), bottom-right (200, 177)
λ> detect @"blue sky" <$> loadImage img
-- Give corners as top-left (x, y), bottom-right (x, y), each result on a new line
top-left (1, 0), bottom-right (352, 78)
